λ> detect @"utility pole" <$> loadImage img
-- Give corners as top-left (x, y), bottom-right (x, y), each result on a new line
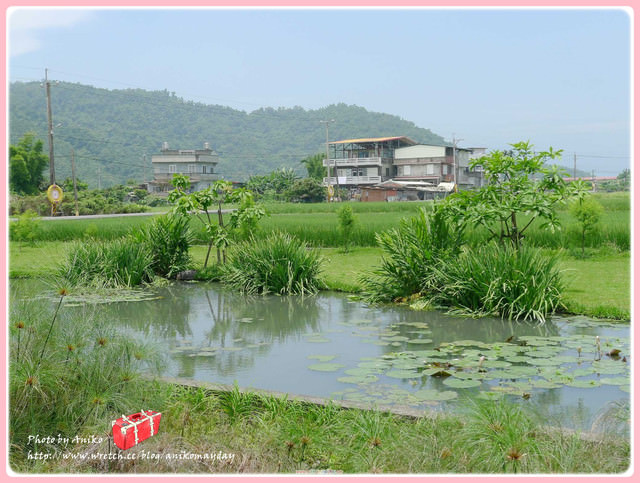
top-left (71, 149), bottom-right (79, 216)
top-left (143, 154), bottom-right (147, 184)
top-left (321, 119), bottom-right (335, 202)
top-left (43, 68), bottom-right (56, 185)
top-left (452, 134), bottom-right (463, 191)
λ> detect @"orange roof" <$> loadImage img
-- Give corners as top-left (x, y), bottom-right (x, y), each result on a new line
top-left (329, 136), bottom-right (417, 145)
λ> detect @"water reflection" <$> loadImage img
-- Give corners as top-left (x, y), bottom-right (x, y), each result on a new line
top-left (12, 280), bottom-right (629, 432)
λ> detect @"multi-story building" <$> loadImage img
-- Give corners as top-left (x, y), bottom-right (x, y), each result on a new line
top-left (323, 136), bottom-right (484, 192)
top-left (323, 136), bottom-right (417, 189)
top-left (148, 142), bottom-right (219, 193)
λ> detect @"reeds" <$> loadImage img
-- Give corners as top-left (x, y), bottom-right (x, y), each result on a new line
top-left (222, 232), bottom-right (324, 295)
top-left (59, 238), bottom-right (154, 288)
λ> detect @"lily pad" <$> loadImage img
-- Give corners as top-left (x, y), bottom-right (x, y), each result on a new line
top-left (599, 377), bottom-right (629, 386)
top-left (306, 337), bottom-right (331, 343)
top-left (307, 354), bottom-right (337, 362)
top-left (338, 374), bottom-right (379, 385)
top-left (385, 369), bottom-right (424, 379)
top-left (413, 389), bottom-right (458, 402)
top-left (308, 363), bottom-right (345, 372)
top-left (566, 379), bottom-right (602, 388)
top-left (407, 338), bottom-right (433, 345)
top-left (443, 378), bottom-right (482, 389)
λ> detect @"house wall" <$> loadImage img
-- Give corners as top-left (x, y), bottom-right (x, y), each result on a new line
top-left (394, 145), bottom-right (446, 159)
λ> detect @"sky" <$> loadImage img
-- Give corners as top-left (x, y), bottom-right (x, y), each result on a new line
top-left (7, 7), bottom-right (632, 176)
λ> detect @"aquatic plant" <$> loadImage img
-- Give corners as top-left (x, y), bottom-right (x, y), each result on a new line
top-left (132, 214), bottom-right (193, 278)
top-left (360, 205), bottom-right (464, 303)
top-left (429, 242), bottom-right (565, 322)
top-left (222, 232), bottom-right (324, 295)
top-left (59, 238), bottom-right (154, 288)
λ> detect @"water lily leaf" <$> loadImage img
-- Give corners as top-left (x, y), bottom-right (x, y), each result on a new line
top-left (528, 358), bottom-right (563, 367)
top-left (592, 360), bottom-right (628, 375)
top-left (392, 359), bottom-right (424, 370)
top-left (338, 375), bottom-right (378, 385)
top-left (195, 351), bottom-right (216, 357)
top-left (345, 367), bottom-right (384, 377)
top-left (529, 379), bottom-right (562, 389)
top-left (476, 391), bottom-right (502, 401)
top-left (566, 379), bottom-right (602, 388)
top-left (382, 335), bottom-right (410, 342)
top-left (423, 368), bottom-right (453, 378)
top-left (306, 337), bottom-right (331, 343)
top-left (307, 354), bottom-right (337, 362)
top-left (443, 378), bottom-right (482, 388)
top-left (413, 389), bottom-right (458, 401)
top-left (407, 338), bottom-right (434, 345)
top-left (220, 347), bottom-right (243, 352)
top-left (481, 360), bottom-right (513, 369)
top-left (385, 369), bottom-right (424, 379)
top-left (599, 377), bottom-right (629, 386)
top-left (619, 385), bottom-right (630, 393)
top-left (308, 363), bottom-right (345, 372)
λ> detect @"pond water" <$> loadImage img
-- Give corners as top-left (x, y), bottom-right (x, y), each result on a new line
top-left (15, 281), bottom-right (630, 434)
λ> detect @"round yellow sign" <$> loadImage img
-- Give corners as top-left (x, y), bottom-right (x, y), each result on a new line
top-left (47, 184), bottom-right (64, 204)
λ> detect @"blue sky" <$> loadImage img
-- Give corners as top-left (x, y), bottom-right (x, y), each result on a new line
top-left (8, 7), bottom-right (631, 175)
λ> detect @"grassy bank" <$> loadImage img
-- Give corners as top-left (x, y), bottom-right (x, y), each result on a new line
top-left (10, 381), bottom-right (630, 474)
top-left (10, 242), bottom-right (630, 320)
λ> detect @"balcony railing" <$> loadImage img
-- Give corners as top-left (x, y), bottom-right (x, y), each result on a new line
top-left (153, 172), bottom-right (217, 182)
top-left (323, 176), bottom-right (382, 185)
top-left (323, 157), bottom-right (384, 167)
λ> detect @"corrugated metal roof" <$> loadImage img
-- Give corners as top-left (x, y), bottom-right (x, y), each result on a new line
top-left (329, 136), bottom-right (417, 145)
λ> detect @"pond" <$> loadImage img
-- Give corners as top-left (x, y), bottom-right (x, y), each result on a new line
top-left (15, 280), bottom-right (630, 434)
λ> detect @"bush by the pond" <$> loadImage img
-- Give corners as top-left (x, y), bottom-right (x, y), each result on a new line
top-left (60, 238), bottom-right (155, 288)
top-left (133, 215), bottom-right (193, 279)
top-left (9, 295), bottom-right (165, 463)
top-left (430, 242), bottom-right (565, 322)
top-left (361, 206), bottom-right (464, 303)
top-left (222, 232), bottom-right (324, 295)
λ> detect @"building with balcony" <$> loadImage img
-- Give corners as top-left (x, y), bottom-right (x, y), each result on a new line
top-left (148, 142), bottom-right (219, 193)
top-left (323, 136), bottom-right (484, 193)
top-left (323, 136), bottom-right (417, 189)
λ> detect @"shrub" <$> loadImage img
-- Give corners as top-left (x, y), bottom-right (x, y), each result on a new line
top-left (360, 206), bottom-right (464, 303)
top-left (9, 210), bottom-right (41, 245)
top-left (222, 232), bottom-right (324, 295)
top-left (133, 215), bottom-right (193, 278)
top-left (337, 204), bottom-right (357, 253)
top-left (569, 196), bottom-right (604, 257)
top-left (60, 238), bottom-right (154, 288)
top-left (430, 242), bottom-right (564, 322)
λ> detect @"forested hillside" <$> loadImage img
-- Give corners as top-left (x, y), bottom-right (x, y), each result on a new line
top-left (9, 81), bottom-right (446, 187)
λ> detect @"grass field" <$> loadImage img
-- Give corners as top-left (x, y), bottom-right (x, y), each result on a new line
top-left (20, 193), bottom-right (629, 252)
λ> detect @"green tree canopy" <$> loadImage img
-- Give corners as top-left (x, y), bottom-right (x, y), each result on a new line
top-left (444, 141), bottom-right (587, 248)
top-left (301, 153), bottom-right (326, 181)
top-left (9, 133), bottom-right (48, 195)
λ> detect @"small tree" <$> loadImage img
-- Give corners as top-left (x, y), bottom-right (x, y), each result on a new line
top-left (337, 205), bottom-right (357, 253)
top-left (168, 175), bottom-right (266, 267)
top-left (9, 133), bottom-right (49, 195)
top-left (569, 195), bottom-right (603, 257)
top-left (444, 141), bottom-right (588, 249)
top-left (287, 178), bottom-right (326, 203)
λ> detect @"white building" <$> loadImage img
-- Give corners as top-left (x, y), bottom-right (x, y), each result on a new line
top-left (148, 142), bottom-right (219, 193)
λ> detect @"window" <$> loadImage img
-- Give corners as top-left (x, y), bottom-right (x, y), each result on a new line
top-left (403, 165), bottom-right (411, 176)
top-left (188, 165), bottom-right (197, 173)
top-left (426, 164), bottom-right (435, 175)
top-left (203, 166), bottom-right (207, 174)
top-left (169, 165), bottom-right (176, 173)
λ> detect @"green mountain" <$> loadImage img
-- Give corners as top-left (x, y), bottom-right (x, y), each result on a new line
top-left (9, 81), bottom-right (446, 188)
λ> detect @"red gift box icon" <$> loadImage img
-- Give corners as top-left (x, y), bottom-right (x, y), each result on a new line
top-left (112, 410), bottom-right (161, 450)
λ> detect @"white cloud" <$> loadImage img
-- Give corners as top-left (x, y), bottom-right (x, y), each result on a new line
top-left (8, 8), bottom-right (95, 57)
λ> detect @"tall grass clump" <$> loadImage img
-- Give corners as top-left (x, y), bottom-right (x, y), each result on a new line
top-left (9, 297), bottom-right (166, 468)
top-left (360, 206), bottom-right (464, 303)
top-left (431, 242), bottom-right (564, 322)
top-left (133, 215), bottom-right (193, 278)
top-left (222, 232), bottom-right (324, 295)
top-left (59, 238), bottom-right (154, 288)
